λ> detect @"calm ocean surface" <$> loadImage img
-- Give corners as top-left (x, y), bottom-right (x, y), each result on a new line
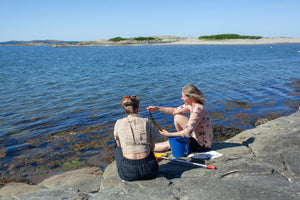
top-left (0, 44), bottom-right (299, 178)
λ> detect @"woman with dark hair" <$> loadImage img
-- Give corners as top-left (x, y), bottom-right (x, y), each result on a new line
top-left (147, 85), bottom-right (213, 153)
top-left (114, 95), bottom-right (159, 181)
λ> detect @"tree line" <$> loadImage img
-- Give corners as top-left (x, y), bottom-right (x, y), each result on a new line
top-left (108, 34), bottom-right (262, 42)
top-left (198, 34), bottom-right (262, 40)
top-left (109, 37), bottom-right (158, 42)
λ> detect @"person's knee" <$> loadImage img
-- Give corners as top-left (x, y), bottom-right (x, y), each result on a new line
top-left (174, 114), bottom-right (183, 124)
top-left (174, 114), bottom-right (187, 131)
top-left (174, 114), bottom-right (181, 120)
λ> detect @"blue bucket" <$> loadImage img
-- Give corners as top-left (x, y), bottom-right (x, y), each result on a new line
top-left (168, 137), bottom-right (189, 157)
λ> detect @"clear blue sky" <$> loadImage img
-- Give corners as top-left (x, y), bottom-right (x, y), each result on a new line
top-left (1, 0), bottom-right (300, 41)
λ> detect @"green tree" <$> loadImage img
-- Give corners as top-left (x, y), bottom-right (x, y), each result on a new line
top-left (109, 37), bottom-right (128, 41)
top-left (198, 34), bottom-right (262, 40)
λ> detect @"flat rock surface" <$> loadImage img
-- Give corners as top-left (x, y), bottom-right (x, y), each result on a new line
top-left (1, 111), bottom-right (299, 200)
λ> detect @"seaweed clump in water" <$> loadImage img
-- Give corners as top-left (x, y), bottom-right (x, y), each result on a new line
top-left (2, 122), bottom-right (115, 185)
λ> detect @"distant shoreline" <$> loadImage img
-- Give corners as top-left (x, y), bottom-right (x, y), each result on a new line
top-left (168, 37), bottom-right (300, 45)
top-left (1, 37), bottom-right (300, 47)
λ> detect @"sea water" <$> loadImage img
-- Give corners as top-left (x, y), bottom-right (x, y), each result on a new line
top-left (0, 44), bottom-right (299, 174)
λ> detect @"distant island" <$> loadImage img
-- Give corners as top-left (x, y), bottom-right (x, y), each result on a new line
top-left (1, 34), bottom-right (300, 47)
top-left (198, 34), bottom-right (262, 40)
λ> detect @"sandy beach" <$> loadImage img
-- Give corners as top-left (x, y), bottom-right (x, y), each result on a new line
top-left (101, 37), bottom-right (300, 47)
top-left (2, 37), bottom-right (300, 47)
top-left (167, 37), bottom-right (300, 45)
top-left (89, 37), bottom-right (300, 47)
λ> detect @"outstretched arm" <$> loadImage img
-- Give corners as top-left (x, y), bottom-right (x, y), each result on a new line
top-left (148, 105), bottom-right (190, 115)
top-left (147, 106), bottom-right (175, 115)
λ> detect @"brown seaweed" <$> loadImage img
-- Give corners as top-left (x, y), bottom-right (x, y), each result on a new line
top-left (149, 111), bottom-right (163, 131)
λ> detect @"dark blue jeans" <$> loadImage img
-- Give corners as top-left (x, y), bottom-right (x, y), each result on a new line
top-left (114, 146), bottom-right (159, 181)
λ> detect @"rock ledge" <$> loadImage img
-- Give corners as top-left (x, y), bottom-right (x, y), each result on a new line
top-left (1, 111), bottom-right (299, 200)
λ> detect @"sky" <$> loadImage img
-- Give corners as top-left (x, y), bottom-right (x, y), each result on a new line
top-left (1, 0), bottom-right (300, 42)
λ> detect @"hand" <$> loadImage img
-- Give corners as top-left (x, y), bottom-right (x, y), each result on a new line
top-left (159, 129), bottom-right (169, 136)
top-left (147, 106), bottom-right (158, 112)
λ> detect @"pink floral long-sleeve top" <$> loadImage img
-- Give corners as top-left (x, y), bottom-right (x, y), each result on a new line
top-left (175, 104), bottom-right (213, 148)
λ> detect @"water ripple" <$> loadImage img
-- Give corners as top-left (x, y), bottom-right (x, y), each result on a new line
top-left (0, 45), bottom-right (299, 174)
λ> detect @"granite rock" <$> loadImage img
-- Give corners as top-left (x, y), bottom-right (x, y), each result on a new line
top-left (0, 111), bottom-right (299, 200)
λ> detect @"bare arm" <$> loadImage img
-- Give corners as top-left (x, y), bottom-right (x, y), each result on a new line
top-left (147, 106), bottom-right (176, 115)
top-left (159, 106), bottom-right (202, 138)
top-left (116, 138), bottom-right (121, 147)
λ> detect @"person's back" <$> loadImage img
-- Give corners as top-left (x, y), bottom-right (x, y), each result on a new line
top-left (114, 114), bottom-right (155, 159)
top-left (113, 95), bottom-right (159, 181)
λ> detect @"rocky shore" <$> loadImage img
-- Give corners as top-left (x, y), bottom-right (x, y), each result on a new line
top-left (1, 111), bottom-right (299, 200)
top-left (1, 37), bottom-right (300, 47)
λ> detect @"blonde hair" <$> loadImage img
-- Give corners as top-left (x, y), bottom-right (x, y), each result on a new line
top-left (121, 96), bottom-right (139, 115)
top-left (182, 84), bottom-right (206, 105)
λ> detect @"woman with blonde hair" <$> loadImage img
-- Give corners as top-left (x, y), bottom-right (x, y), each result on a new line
top-left (147, 84), bottom-right (213, 152)
top-left (114, 95), bottom-right (159, 181)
